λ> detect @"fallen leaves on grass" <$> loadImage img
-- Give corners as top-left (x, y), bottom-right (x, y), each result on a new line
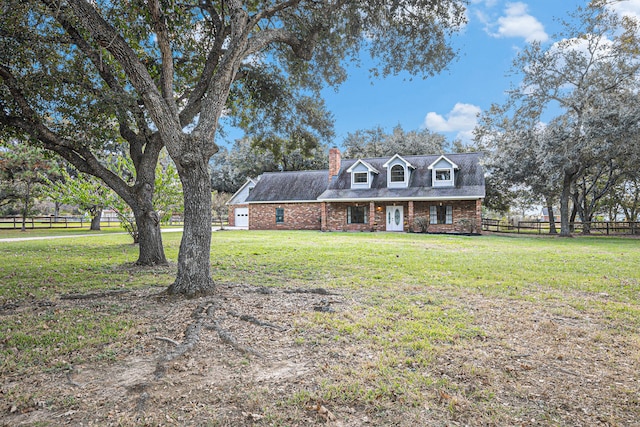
top-left (307, 403), bottom-right (337, 422)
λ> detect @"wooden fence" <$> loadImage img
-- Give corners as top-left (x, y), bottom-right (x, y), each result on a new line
top-left (482, 218), bottom-right (640, 235)
top-left (0, 216), bottom-right (121, 230)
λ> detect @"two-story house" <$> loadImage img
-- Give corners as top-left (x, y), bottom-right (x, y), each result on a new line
top-left (228, 148), bottom-right (485, 233)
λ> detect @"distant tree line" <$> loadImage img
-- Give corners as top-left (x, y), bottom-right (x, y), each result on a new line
top-left (477, 4), bottom-right (640, 235)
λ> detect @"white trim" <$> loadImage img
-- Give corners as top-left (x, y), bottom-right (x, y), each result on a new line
top-left (318, 196), bottom-right (482, 202)
top-left (384, 154), bottom-right (415, 189)
top-left (347, 159), bottom-right (379, 190)
top-left (433, 168), bottom-right (454, 187)
top-left (387, 163), bottom-right (408, 188)
top-left (352, 171), bottom-right (369, 187)
top-left (226, 177), bottom-right (257, 205)
top-left (427, 155), bottom-right (459, 170)
top-left (246, 200), bottom-right (322, 204)
top-left (346, 159), bottom-right (380, 174)
top-left (382, 154), bottom-right (415, 169)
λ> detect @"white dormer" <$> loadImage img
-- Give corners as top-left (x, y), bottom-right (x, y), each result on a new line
top-left (383, 154), bottom-right (415, 189)
top-left (347, 159), bottom-right (379, 189)
top-left (427, 155), bottom-right (458, 187)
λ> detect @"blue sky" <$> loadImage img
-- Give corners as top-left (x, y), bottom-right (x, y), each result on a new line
top-left (219, 0), bottom-right (640, 149)
top-left (319, 0), bottom-right (640, 147)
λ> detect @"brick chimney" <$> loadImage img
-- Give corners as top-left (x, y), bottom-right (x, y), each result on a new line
top-left (328, 147), bottom-right (341, 182)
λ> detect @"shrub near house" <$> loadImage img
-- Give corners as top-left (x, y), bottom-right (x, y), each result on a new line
top-left (228, 148), bottom-right (485, 233)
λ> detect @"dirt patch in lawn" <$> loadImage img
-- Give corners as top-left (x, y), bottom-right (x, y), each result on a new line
top-left (2, 283), bottom-right (639, 426)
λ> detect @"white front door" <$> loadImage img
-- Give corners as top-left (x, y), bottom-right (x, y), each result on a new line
top-left (234, 207), bottom-right (249, 227)
top-left (386, 206), bottom-right (404, 231)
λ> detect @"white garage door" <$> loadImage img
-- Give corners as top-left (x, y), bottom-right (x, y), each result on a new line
top-left (234, 207), bottom-right (249, 227)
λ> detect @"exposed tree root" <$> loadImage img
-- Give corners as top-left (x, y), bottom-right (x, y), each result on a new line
top-left (284, 287), bottom-right (337, 295)
top-left (154, 301), bottom-right (215, 379)
top-left (153, 299), bottom-right (269, 380)
top-left (154, 336), bottom-right (181, 347)
top-left (205, 321), bottom-right (264, 358)
top-left (226, 310), bottom-right (285, 331)
top-left (60, 289), bottom-right (130, 300)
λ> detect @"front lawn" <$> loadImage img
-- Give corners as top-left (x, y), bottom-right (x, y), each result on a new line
top-left (1, 231), bottom-right (638, 425)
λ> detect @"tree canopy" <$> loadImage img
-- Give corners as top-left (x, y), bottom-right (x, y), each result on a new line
top-left (342, 125), bottom-right (449, 159)
top-left (477, 3), bottom-right (640, 235)
top-left (1, 0), bottom-right (467, 295)
top-left (0, 139), bottom-right (60, 230)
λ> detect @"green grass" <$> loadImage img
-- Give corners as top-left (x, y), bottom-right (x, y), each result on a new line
top-left (0, 235), bottom-right (177, 301)
top-left (0, 226), bottom-right (127, 239)
top-left (209, 231), bottom-right (640, 303)
top-left (1, 230), bottom-right (639, 421)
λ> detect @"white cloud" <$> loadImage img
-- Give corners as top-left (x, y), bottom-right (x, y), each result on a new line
top-left (424, 103), bottom-right (481, 142)
top-left (491, 2), bottom-right (548, 43)
top-left (469, 0), bottom-right (498, 6)
top-left (607, 0), bottom-right (640, 20)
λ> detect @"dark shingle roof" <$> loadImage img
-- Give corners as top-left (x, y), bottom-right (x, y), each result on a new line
top-left (318, 152), bottom-right (485, 201)
top-left (245, 170), bottom-right (329, 203)
top-left (245, 153), bottom-right (485, 203)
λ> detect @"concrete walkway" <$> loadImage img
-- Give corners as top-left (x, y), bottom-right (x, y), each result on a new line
top-left (0, 226), bottom-right (247, 243)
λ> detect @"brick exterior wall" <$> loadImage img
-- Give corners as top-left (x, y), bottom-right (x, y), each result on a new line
top-left (322, 200), bottom-right (482, 233)
top-left (324, 202), bottom-right (378, 232)
top-left (248, 199), bottom-right (481, 233)
top-left (249, 203), bottom-right (323, 230)
top-left (412, 200), bottom-right (481, 233)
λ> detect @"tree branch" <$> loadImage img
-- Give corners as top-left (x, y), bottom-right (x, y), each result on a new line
top-left (245, 27), bottom-right (319, 60)
top-left (0, 65), bottom-right (137, 208)
top-left (62, 0), bottom-right (181, 141)
top-left (148, 0), bottom-right (178, 117)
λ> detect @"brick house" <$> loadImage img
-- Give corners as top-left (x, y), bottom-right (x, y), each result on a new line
top-left (228, 148), bottom-right (485, 233)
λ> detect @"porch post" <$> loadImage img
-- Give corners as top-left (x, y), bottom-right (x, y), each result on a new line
top-left (321, 202), bottom-right (327, 231)
top-left (475, 199), bottom-right (482, 233)
top-left (408, 201), bottom-right (414, 231)
top-left (369, 201), bottom-right (375, 231)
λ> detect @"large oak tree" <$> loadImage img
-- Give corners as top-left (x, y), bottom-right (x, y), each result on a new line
top-left (1, 0), bottom-right (466, 295)
top-left (477, 3), bottom-right (640, 236)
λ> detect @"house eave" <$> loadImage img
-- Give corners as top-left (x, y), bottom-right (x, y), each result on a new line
top-left (317, 196), bottom-right (484, 203)
top-left (246, 199), bottom-right (322, 204)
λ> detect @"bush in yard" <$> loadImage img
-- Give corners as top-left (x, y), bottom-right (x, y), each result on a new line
top-left (413, 216), bottom-right (430, 233)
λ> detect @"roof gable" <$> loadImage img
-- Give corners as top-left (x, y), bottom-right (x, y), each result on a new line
top-left (346, 159), bottom-right (379, 174)
top-left (428, 155), bottom-right (459, 170)
top-left (383, 154), bottom-right (415, 169)
top-left (227, 177), bottom-right (257, 205)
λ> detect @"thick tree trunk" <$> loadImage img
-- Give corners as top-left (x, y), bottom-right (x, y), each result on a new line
top-left (569, 204), bottom-right (578, 233)
top-left (90, 209), bottom-right (101, 231)
top-left (559, 173), bottom-right (572, 237)
top-left (167, 160), bottom-right (214, 296)
top-left (135, 207), bottom-right (167, 265)
top-left (547, 204), bottom-right (557, 235)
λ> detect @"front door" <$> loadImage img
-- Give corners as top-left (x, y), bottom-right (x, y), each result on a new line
top-left (386, 206), bottom-right (404, 231)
